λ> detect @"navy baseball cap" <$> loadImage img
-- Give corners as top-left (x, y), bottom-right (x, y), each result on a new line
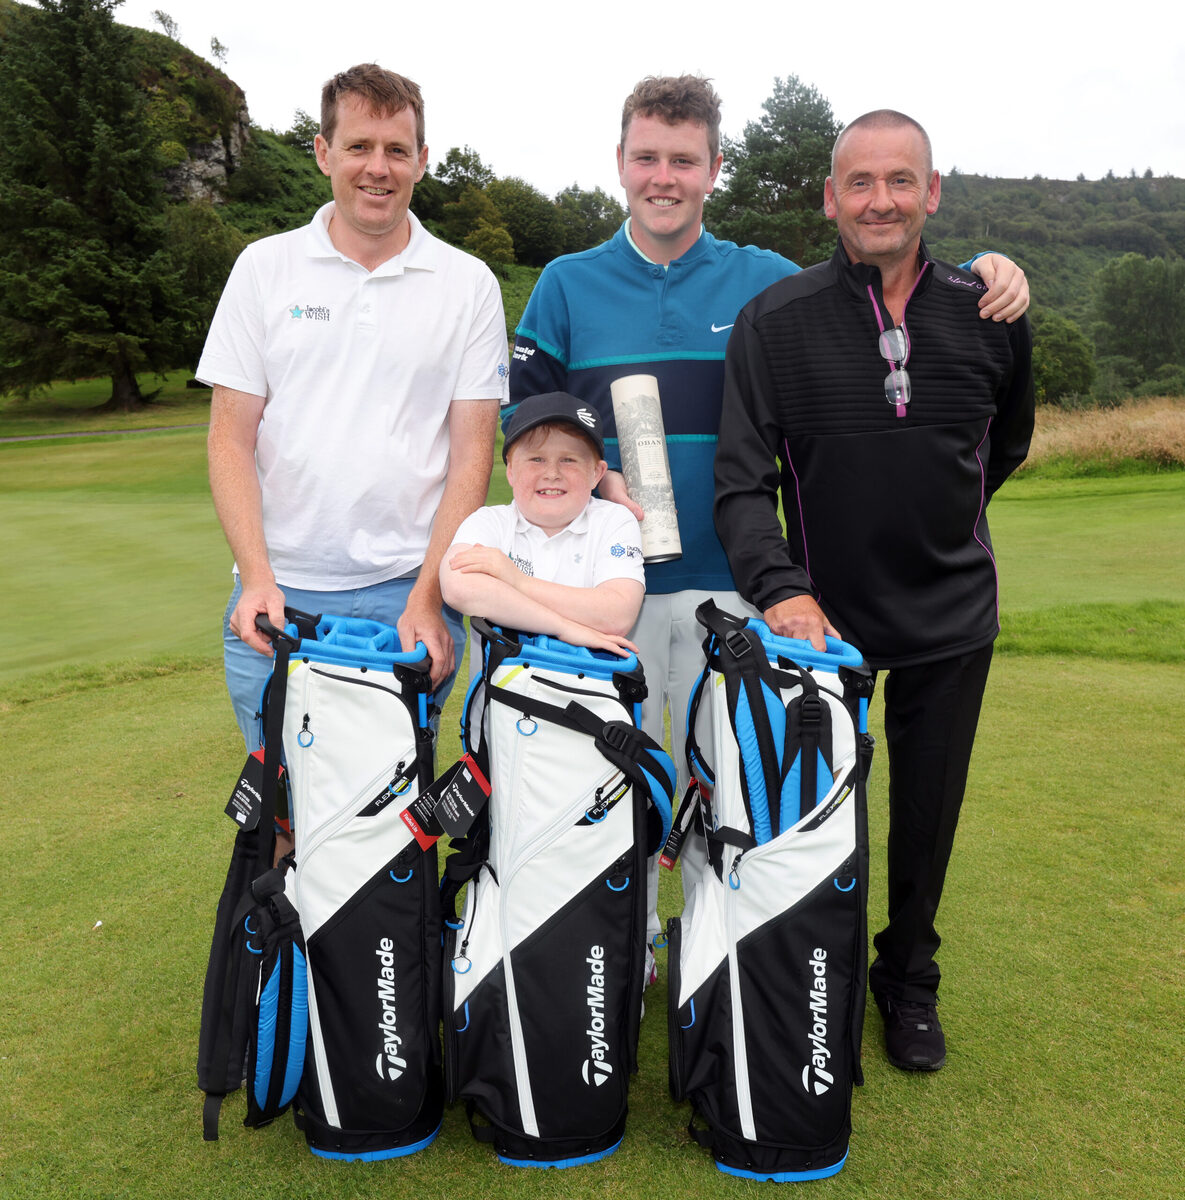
top-left (502, 392), bottom-right (605, 460)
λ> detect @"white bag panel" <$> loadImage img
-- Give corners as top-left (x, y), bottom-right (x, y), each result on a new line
top-left (283, 661), bottom-right (421, 937)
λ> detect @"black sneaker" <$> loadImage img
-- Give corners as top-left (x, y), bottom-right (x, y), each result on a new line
top-left (879, 998), bottom-right (946, 1071)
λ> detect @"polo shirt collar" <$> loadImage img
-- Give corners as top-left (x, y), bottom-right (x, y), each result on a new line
top-left (623, 218), bottom-right (710, 270)
top-left (511, 500), bottom-right (592, 539)
top-left (304, 203), bottom-right (436, 276)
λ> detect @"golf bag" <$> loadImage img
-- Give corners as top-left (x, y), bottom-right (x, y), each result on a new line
top-left (666, 600), bottom-right (874, 1182)
top-left (442, 621), bottom-right (676, 1167)
top-left (270, 610), bottom-right (441, 1160)
top-left (198, 611), bottom-right (313, 1143)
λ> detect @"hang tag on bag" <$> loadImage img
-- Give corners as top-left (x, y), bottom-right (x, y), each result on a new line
top-left (400, 752), bottom-right (491, 848)
top-left (225, 749), bottom-right (286, 831)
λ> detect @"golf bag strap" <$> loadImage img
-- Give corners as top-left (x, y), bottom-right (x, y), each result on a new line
top-left (254, 615), bottom-right (301, 878)
top-left (202, 1091), bottom-right (226, 1142)
top-left (482, 684), bottom-right (674, 847)
top-left (683, 666), bottom-right (715, 788)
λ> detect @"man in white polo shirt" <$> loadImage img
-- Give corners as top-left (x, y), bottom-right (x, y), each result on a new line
top-left (200, 64), bottom-right (509, 750)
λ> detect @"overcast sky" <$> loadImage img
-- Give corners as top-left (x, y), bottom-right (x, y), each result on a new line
top-left (117, 0), bottom-right (1185, 199)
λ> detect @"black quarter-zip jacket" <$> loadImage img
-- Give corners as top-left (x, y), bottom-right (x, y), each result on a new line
top-left (714, 239), bottom-right (1034, 669)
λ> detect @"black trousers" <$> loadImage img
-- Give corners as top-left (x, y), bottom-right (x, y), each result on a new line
top-left (867, 643), bottom-right (995, 1005)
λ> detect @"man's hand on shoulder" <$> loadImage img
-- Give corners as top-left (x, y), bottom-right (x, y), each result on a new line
top-left (598, 470), bottom-right (644, 522)
top-left (970, 254), bottom-right (1030, 323)
top-left (230, 580), bottom-right (288, 656)
top-left (398, 583), bottom-right (455, 690)
top-left (763, 595), bottom-right (839, 653)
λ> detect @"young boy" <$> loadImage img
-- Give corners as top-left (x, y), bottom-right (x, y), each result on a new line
top-left (440, 391), bottom-right (645, 656)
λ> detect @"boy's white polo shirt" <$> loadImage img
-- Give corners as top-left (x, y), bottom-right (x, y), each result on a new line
top-left (453, 498), bottom-right (645, 590)
top-left (196, 203), bottom-right (509, 589)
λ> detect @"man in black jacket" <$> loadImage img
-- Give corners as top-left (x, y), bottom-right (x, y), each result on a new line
top-left (714, 110), bottom-right (1034, 1072)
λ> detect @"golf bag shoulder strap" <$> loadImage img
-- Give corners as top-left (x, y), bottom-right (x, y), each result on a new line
top-left (481, 682), bottom-right (675, 849)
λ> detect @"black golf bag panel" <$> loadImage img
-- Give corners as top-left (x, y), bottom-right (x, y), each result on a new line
top-left (667, 600), bottom-right (874, 1182)
top-left (276, 612), bottom-right (443, 1161)
top-left (198, 616), bottom-right (309, 1142)
top-left (442, 622), bottom-right (675, 1168)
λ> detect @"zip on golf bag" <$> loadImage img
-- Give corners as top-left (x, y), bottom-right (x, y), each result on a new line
top-left (198, 613), bottom-right (312, 1142)
top-left (262, 610), bottom-right (442, 1161)
top-left (441, 620), bottom-right (676, 1168)
top-left (666, 600), bottom-right (874, 1182)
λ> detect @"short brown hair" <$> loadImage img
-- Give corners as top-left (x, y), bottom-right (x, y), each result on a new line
top-left (620, 75), bottom-right (722, 161)
top-left (320, 64), bottom-right (425, 150)
top-left (831, 109), bottom-right (932, 178)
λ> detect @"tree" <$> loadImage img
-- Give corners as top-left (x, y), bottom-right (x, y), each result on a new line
top-left (440, 184), bottom-right (503, 247)
top-left (280, 108), bottom-right (319, 157)
top-left (435, 145), bottom-right (495, 198)
top-left (554, 184), bottom-right (625, 255)
top-left (1030, 307), bottom-right (1095, 403)
top-left (704, 76), bottom-right (840, 265)
top-left (150, 7), bottom-right (176, 39)
top-left (0, 0), bottom-right (200, 409)
top-left (464, 221), bottom-right (515, 277)
top-left (209, 35), bottom-right (227, 65)
top-left (487, 176), bottom-right (562, 266)
top-left (1092, 253), bottom-right (1185, 377)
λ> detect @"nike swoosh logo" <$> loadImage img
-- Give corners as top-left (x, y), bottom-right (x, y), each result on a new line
top-left (710, 323), bottom-right (734, 333)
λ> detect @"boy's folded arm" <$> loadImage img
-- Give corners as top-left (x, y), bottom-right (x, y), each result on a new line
top-left (440, 548), bottom-right (637, 656)
top-left (511, 575), bottom-right (644, 637)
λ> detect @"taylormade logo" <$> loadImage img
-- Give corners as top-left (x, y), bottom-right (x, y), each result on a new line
top-left (581, 944), bottom-right (614, 1087)
top-left (801, 947), bottom-right (835, 1096)
top-left (374, 937), bottom-right (408, 1082)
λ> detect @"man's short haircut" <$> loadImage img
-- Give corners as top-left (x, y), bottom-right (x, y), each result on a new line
top-left (831, 109), bottom-right (933, 178)
top-left (320, 64), bottom-right (425, 151)
top-left (620, 75), bottom-right (722, 162)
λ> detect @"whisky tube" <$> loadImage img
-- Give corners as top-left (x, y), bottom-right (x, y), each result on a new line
top-left (609, 374), bottom-right (682, 563)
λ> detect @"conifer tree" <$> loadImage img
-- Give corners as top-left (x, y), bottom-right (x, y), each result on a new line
top-left (705, 76), bottom-right (840, 266)
top-left (0, 0), bottom-right (193, 408)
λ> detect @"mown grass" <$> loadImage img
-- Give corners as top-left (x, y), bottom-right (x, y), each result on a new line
top-left (1, 399), bottom-right (1183, 1199)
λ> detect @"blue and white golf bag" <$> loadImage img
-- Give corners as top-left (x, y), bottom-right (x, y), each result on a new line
top-left (273, 611), bottom-right (442, 1160)
top-left (667, 601), bottom-right (874, 1182)
top-left (442, 621), bottom-right (676, 1168)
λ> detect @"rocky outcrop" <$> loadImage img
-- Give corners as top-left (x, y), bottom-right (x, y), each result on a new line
top-left (163, 103), bottom-right (252, 203)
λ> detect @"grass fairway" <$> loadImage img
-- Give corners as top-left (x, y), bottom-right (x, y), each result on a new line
top-left (2, 428), bottom-right (1182, 1198)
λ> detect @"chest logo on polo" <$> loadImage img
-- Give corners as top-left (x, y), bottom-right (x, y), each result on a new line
top-left (289, 304), bottom-right (331, 321)
top-left (710, 322), bottom-right (734, 333)
top-left (510, 553), bottom-right (534, 577)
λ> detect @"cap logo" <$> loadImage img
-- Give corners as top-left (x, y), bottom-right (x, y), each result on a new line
top-left (577, 407), bottom-right (597, 429)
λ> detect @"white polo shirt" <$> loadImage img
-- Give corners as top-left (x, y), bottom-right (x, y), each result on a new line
top-left (197, 204), bottom-right (509, 590)
top-left (452, 497), bottom-right (645, 657)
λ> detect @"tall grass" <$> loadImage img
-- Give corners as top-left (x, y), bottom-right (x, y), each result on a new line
top-left (1019, 395), bottom-right (1185, 475)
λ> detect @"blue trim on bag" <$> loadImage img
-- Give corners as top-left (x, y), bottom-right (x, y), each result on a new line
top-left (282, 946), bottom-right (308, 1102)
top-left (744, 617), bottom-right (863, 672)
top-left (309, 1122), bottom-right (441, 1161)
top-left (716, 1149), bottom-right (847, 1182)
top-left (497, 1136), bottom-right (623, 1169)
top-left (734, 689), bottom-right (771, 844)
top-left (498, 633), bottom-right (638, 682)
top-left (284, 614), bottom-right (430, 670)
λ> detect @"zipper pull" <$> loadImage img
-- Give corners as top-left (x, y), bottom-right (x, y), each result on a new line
top-left (728, 853), bottom-right (742, 891)
top-left (297, 713), bottom-right (314, 747)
